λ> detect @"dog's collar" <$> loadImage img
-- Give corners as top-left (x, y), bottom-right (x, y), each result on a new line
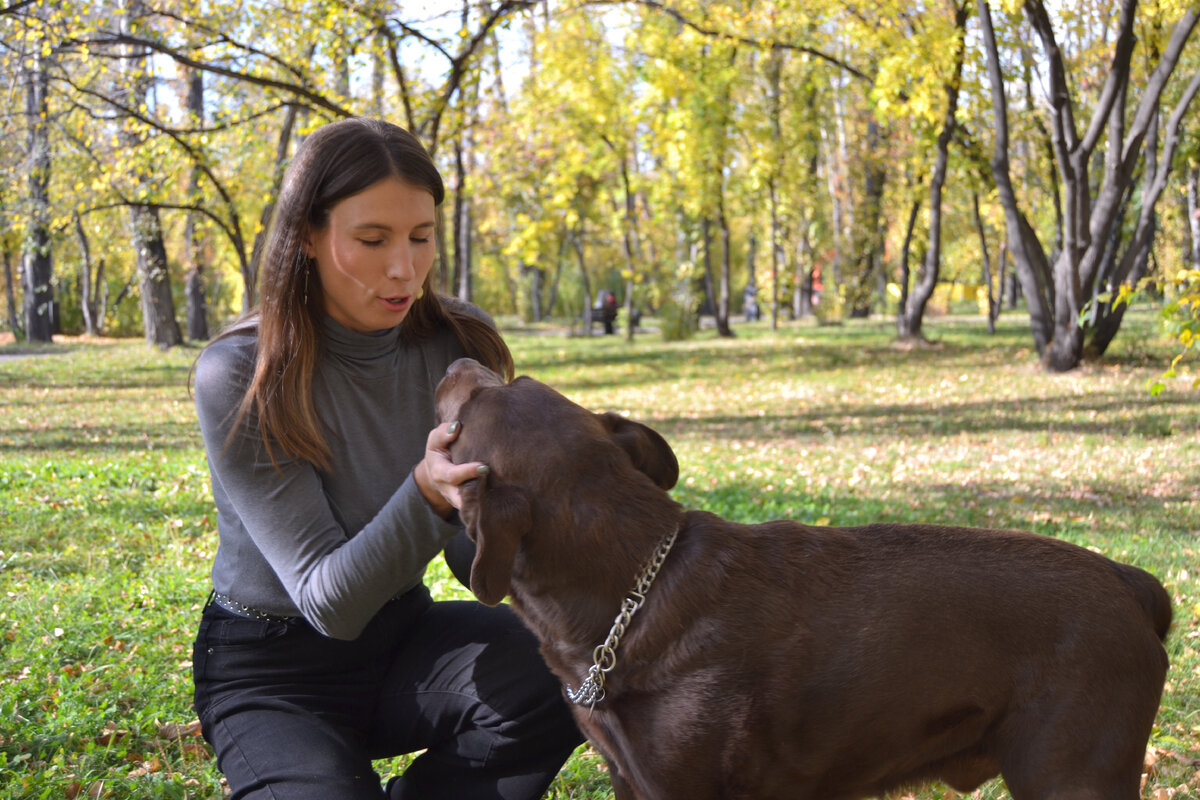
top-left (565, 525), bottom-right (680, 712)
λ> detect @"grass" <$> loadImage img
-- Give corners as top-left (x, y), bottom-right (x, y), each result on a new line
top-left (1, 311), bottom-right (1198, 799)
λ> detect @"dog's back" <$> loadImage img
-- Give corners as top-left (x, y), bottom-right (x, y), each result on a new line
top-left (638, 516), bottom-right (1172, 799)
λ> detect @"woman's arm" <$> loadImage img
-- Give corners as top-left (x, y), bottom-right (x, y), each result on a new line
top-left (194, 337), bottom-right (463, 640)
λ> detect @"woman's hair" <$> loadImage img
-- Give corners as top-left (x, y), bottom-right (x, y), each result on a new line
top-left (209, 117), bottom-right (513, 470)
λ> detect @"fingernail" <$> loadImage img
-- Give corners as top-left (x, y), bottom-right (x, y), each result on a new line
top-left (476, 465), bottom-right (490, 476)
top-left (447, 421), bottom-right (460, 435)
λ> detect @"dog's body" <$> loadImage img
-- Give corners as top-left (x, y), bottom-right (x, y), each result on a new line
top-left (435, 358), bottom-right (1172, 800)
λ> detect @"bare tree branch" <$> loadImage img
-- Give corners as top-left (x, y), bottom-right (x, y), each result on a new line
top-left (0, 0), bottom-right (36, 15)
top-left (143, 6), bottom-right (312, 83)
top-left (63, 31), bottom-right (352, 117)
top-left (421, 0), bottom-right (539, 153)
top-left (585, 0), bottom-right (870, 82)
top-left (1121, 6), bottom-right (1200, 168)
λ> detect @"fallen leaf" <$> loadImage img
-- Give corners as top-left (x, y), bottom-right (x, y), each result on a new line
top-left (157, 720), bottom-right (202, 740)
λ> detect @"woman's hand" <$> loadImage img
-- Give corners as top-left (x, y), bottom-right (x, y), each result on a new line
top-left (414, 420), bottom-right (488, 520)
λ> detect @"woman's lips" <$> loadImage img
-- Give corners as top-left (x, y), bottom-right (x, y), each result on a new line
top-left (380, 295), bottom-right (411, 312)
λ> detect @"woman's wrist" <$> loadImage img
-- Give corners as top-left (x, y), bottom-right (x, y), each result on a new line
top-left (414, 458), bottom-right (455, 520)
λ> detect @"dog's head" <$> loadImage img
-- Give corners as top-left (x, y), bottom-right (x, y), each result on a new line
top-left (434, 357), bottom-right (679, 605)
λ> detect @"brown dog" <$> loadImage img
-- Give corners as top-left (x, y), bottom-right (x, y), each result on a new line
top-left (435, 357), bottom-right (1171, 800)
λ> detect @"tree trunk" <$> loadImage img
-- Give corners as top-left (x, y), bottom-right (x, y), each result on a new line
top-left (701, 218), bottom-right (717, 329)
top-left (525, 264), bottom-right (542, 322)
top-left (573, 225), bottom-right (594, 337)
top-left (979, 0), bottom-right (1063, 359)
top-left (769, 182), bottom-right (781, 330)
top-left (75, 214), bottom-right (105, 336)
top-left (767, 47), bottom-right (784, 332)
top-left (846, 118), bottom-right (887, 319)
top-left (896, 199), bottom-right (921, 328)
top-left (246, 103), bottom-right (300, 311)
top-left (746, 231), bottom-right (758, 322)
top-left (612, 152), bottom-right (642, 342)
top-left (716, 205), bottom-right (734, 337)
top-left (793, 222), bottom-right (815, 319)
top-left (5, 246), bottom-right (22, 339)
top-left (130, 205), bottom-right (182, 347)
top-left (546, 234), bottom-right (567, 320)
top-left (22, 47), bottom-right (54, 343)
top-left (1028, 0), bottom-right (1199, 371)
top-left (182, 66), bottom-right (209, 340)
top-left (898, 1), bottom-right (967, 341)
top-left (973, 193), bottom-right (1000, 335)
top-left (122, 0), bottom-right (181, 348)
top-left (453, 136), bottom-right (473, 303)
top-left (823, 71), bottom-right (848, 306)
top-left (1189, 168), bottom-right (1200, 269)
top-left (1088, 66), bottom-right (1200, 356)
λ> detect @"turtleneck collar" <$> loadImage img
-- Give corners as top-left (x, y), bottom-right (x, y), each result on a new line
top-left (321, 315), bottom-right (403, 365)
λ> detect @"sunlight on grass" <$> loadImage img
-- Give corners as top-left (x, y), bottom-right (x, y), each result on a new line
top-left (2, 313), bottom-right (1198, 799)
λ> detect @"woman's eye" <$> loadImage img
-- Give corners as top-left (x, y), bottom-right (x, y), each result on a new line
top-left (411, 236), bottom-right (431, 244)
top-left (359, 239), bottom-right (384, 247)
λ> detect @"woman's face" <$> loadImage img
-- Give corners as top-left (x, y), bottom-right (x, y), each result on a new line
top-left (307, 177), bottom-right (437, 333)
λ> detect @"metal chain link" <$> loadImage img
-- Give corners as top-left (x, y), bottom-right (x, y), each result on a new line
top-left (565, 526), bottom-right (680, 711)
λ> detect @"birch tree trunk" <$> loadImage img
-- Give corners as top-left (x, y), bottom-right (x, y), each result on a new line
top-left (22, 46), bottom-right (54, 342)
top-left (181, 66), bottom-right (209, 341)
top-left (1189, 168), bottom-right (1200, 269)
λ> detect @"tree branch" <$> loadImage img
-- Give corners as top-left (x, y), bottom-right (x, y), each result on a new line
top-left (140, 6), bottom-right (311, 83)
top-left (584, 0), bottom-right (871, 82)
top-left (1078, 0), bottom-right (1138, 156)
top-left (1121, 6), bottom-right (1200, 168)
top-left (64, 31), bottom-right (352, 118)
top-left (421, 0), bottom-right (538, 153)
top-left (0, 0), bottom-right (36, 15)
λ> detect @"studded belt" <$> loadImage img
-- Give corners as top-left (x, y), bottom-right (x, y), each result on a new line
top-left (209, 591), bottom-right (297, 622)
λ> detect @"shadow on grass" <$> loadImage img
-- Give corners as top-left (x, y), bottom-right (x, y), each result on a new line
top-left (0, 421), bottom-right (199, 453)
top-left (651, 390), bottom-right (1196, 440)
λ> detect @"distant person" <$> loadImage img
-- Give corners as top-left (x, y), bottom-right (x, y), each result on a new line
top-left (190, 117), bottom-right (581, 799)
top-left (597, 289), bottom-right (618, 335)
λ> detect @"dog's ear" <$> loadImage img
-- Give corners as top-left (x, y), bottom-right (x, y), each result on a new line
top-left (460, 474), bottom-right (531, 606)
top-left (599, 412), bottom-right (680, 490)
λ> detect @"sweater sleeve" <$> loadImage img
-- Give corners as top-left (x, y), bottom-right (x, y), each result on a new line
top-left (194, 336), bottom-right (461, 640)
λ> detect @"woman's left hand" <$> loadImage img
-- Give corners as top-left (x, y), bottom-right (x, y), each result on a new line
top-left (414, 420), bottom-right (488, 519)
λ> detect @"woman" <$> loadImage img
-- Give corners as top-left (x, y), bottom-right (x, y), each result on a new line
top-left (191, 117), bottom-right (581, 799)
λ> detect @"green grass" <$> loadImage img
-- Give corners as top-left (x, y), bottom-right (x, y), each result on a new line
top-left (2, 311), bottom-right (1198, 799)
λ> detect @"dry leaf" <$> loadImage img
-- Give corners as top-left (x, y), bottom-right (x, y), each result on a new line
top-left (157, 720), bottom-right (203, 740)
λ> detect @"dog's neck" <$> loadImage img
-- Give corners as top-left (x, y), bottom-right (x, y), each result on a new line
top-left (509, 487), bottom-right (685, 671)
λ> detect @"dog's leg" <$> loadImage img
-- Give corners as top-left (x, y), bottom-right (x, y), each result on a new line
top-left (1000, 717), bottom-right (1152, 800)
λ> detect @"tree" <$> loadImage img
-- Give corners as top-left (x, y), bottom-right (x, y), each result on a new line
top-left (119, 0), bottom-right (182, 348)
top-left (981, 0), bottom-right (1200, 371)
top-left (896, 0), bottom-right (970, 342)
top-left (20, 34), bottom-right (54, 342)
top-left (179, 64), bottom-right (209, 341)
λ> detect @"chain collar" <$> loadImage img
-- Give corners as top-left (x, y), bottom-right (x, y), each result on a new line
top-left (565, 525), bottom-right (680, 712)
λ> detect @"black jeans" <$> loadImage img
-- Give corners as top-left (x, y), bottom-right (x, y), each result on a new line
top-left (192, 585), bottom-right (583, 799)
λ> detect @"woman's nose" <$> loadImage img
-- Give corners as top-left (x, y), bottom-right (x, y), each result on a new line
top-left (386, 245), bottom-right (416, 281)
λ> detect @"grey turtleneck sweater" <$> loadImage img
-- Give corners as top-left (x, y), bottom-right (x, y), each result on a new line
top-left (193, 312), bottom-right (476, 640)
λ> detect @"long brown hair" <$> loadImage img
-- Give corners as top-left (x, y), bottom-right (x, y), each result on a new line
top-left (206, 117), bottom-right (513, 470)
